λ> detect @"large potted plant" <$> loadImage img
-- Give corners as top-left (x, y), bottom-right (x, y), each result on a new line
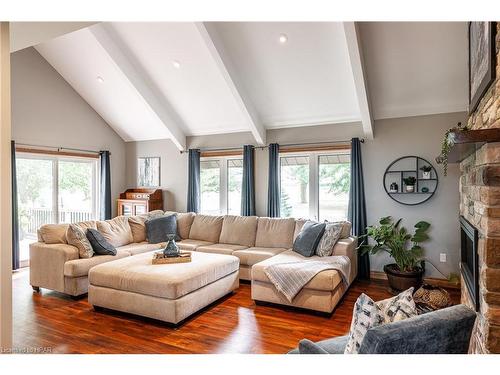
top-left (358, 216), bottom-right (431, 292)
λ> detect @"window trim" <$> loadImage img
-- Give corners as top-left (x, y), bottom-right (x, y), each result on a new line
top-left (279, 149), bottom-right (350, 221)
top-left (200, 155), bottom-right (243, 215)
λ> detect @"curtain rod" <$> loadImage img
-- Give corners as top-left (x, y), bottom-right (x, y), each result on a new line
top-left (15, 142), bottom-right (104, 155)
top-left (180, 139), bottom-right (363, 154)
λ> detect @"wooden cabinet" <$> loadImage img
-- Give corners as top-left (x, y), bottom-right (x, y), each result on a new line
top-left (116, 188), bottom-right (163, 217)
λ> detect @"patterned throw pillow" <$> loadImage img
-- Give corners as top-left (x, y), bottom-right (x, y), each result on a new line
top-left (315, 222), bottom-right (343, 256)
top-left (376, 287), bottom-right (418, 323)
top-left (344, 293), bottom-right (384, 354)
top-left (66, 222), bottom-right (96, 258)
top-left (344, 288), bottom-right (418, 354)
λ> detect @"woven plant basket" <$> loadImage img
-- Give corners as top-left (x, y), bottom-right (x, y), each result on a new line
top-left (413, 284), bottom-right (452, 313)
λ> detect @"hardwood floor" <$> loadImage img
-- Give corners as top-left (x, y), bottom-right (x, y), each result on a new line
top-left (12, 269), bottom-right (458, 354)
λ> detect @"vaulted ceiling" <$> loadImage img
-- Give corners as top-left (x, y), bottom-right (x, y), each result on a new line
top-left (20, 21), bottom-right (468, 150)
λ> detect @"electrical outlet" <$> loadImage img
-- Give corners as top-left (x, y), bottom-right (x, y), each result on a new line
top-left (440, 253), bottom-right (447, 263)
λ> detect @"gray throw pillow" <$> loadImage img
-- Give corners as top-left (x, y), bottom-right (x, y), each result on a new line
top-left (86, 228), bottom-right (117, 256)
top-left (292, 221), bottom-right (326, 257)
top-left (145, 214), bottom-right (178, 244)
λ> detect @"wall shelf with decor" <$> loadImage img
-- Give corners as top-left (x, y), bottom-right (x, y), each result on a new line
top-left (383, 156), bottom-right (438, 206)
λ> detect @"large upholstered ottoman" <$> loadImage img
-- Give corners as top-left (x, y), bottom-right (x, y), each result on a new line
top-left (88, 251), bottom-right (239, 324)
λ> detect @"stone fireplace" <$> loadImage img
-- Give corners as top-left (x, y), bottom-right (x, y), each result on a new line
top-left (459, 22), bottom-right (500, 354)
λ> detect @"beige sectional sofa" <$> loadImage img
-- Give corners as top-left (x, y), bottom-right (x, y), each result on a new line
top-left (30, 212), bottom-right (357, 313)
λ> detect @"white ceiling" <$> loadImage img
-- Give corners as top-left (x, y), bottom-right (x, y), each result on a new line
top-left (209, 22), bottom-right (360, 128)
top-left (359, 22), bottom-right (468, 120)
top-left (30, 21), bottom-right (468, 148)
top-left (36, 27), bottom-right (173, 142)
top-left (108, 22), bottom-right (249, 136)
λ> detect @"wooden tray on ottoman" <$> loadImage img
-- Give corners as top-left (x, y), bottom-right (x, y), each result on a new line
top-left (152, 251), bottom-right (191, 265)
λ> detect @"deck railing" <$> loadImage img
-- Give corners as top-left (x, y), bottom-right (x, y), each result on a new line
top-left (24, 208), bottom-right (94, 234)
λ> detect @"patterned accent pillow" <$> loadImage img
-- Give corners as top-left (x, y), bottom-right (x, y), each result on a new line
top-left (344, 293), bottom-right (384, 354)
top-left (344, 288), bottom-right (418, 354)
top-left (376, 287), bottom-right (418, 323)
top-left (66, 222), bottom-right (96, 258)
top-left (315, 222), bottom-right (343, 257)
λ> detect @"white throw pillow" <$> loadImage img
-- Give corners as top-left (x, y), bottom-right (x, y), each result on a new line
top-left (344, 293), bottom-right (383, 354)
top-left (344, 288), bottom-right (417, 354)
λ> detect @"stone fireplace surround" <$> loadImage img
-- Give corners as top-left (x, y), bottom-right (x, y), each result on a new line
top-left (460, 22), bottom-right (500, 354)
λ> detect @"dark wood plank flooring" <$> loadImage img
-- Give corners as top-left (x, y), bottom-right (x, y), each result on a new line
top-left (12, 269), bottom-right (459, 354)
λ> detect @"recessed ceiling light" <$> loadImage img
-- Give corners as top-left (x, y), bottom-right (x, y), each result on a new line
top-left (279, 34), bottom-right (288, 44)
top-left (96, 76), bottom-right (104, 83)
top-left (172, 60), bottom-right (181, 69)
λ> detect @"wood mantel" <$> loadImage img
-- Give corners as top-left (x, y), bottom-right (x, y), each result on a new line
top-left (437, 128), bottom-right (500, 164)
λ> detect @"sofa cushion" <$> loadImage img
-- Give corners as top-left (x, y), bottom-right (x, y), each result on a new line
top-left (293, 221), bottom-right (326, 257)
top-left (38, 224), bottom-right (69, 244)
top-left (165, 211), bottom-right (196, 240)
top-left (255, 217), bottom-right (296, 249)
top-left (251, 250), bottom-right (343, 291)
top-left (86, 228), bottom-right (117, 256)
top-left (298, 339), bottom-right (329, 354)
top-left (63, 250), bottom-right (129, 277)
top-left (196, 243), bottom-right (248, 256)
top-left (128, 210), bottom-right (164, 243)
top-left (145, 214), bottom-right (178, 244)
top-left (97, 216), bottom-right (133, 247)
top-left (88, 251), bottom-right (240, 299)
top-left (232, 247), bottom-right (287, 266)
top-left (219, 215), bottom-right (258, 247)
top-left (66, 221), bottom-right (97, 259)
top-left (188, 214), bottom-right (224, 243)
top-left (116, 242), bottom-right (164, 256)
top-left (177, 239), bottom-right (214, 251)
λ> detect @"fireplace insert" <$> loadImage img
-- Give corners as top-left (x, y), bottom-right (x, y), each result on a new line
top-left (460, 216), bottom-right (479, 311)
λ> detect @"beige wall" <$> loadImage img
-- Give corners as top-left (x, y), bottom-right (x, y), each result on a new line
top-left (0, 22), bottom-right (12, 350)
top-left (125, 114), bottom-right (463, 278)
top-left (10, 47), bottom-right (127, 217)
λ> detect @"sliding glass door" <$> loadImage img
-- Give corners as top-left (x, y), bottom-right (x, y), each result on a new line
top-left (16, 153), bottom-right (99, 266)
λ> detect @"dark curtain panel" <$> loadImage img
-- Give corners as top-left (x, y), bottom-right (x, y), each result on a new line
top-left (348, 137), bottom-right (370, 279)
top-left (99, 151), bottom-right (112, 220)
top-left (11, 141), bottom-right (20, 271)
top-left (267, 143), bottom-right (280, 217)
top-left (241, 145), bottom-right (256, 216)
top-left (187, 149), bottom-right (201, 213)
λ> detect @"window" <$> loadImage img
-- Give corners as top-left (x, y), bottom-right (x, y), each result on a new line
top-left (280, 152), bottom-right (350, 221)
top-left (200, 156), bottom-right (243, 215)
top-left (16, 154), bottom-right (99, 266)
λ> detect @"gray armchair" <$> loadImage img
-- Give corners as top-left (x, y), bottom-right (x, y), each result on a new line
top-left (290, 304), bottom-right (476, 354)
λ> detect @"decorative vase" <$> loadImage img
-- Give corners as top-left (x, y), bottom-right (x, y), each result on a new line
top-left (163, 234), bottom-right (180, 257)
top-left (405, 185), bottom-right (415, 193)
top-left (422, 171), bottom-right (431, 179)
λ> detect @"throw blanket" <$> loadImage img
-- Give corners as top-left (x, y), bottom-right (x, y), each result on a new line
top-left (264, 255), bottom-right (351, 303)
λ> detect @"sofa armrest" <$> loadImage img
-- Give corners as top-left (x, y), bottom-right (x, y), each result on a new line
top-left (333, 236), bottom-right (358, 283)
top-left (29, 242), bottom-right (79, 293)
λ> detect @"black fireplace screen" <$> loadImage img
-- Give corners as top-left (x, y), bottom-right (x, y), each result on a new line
top-left (460, 216), bottom-right (479, 311)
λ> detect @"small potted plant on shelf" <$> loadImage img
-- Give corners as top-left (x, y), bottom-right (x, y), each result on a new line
top-left (403, 176), bottom-right (416, 192)
top-left (358, 217), bottom-right (431, 293)
top-left (420, 165), bottom-right (432, 179)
